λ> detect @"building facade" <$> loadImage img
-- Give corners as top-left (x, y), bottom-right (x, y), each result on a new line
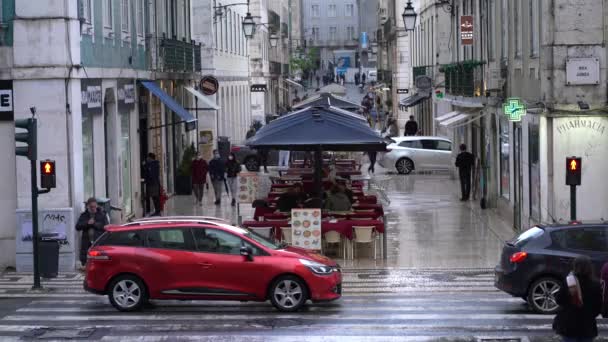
top-left (302, 0), bottom-right (360, 78)
top-left (411, 0), bottom-right (608, 231)
top-left (0, 0), bottom-right (201, 270)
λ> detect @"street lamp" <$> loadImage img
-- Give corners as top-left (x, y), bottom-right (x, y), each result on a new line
top-left (269, 32), bottom-right (279, 47)
top-left (402, 1), bottom-right (417, 32)
top-left (242, 12), bottom-right (256, 39)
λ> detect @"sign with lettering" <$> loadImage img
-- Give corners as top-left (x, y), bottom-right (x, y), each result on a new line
top-left (566, 58), bottom-right (600, 85)
top-left (460, 16), bottom-right (474, 45)
top-left (81, 79), bottom-right (102, 114)
top-left (200, 76), bottom-right (219, 96)
top-left (397, 88), bottom-right (409, 94)
top-left (118, 80), bottom-right (136, 111)
top-left (0, 80), bottom-right (13, 121)
top-left (251, 84), bottom-right (268, 92)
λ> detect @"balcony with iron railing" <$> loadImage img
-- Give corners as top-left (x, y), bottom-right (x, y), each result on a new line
top-left (439, 60), bottom-right (485, 97)
top-left (152, 35), bottom-right (202, 73)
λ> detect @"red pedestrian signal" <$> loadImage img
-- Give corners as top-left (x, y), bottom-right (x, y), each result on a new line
top-left (40, 160), bottom-right (56, 189)
top-left (565, 157), bottom-right (581, 186)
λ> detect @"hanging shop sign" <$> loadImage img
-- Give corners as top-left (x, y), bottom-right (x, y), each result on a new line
top-left (460, 16), bottom-right (474, 45)
top-left (251, 84), bottom-right (268, 92)
top-left (200, 76), bottom-right (219, 96)
top-left (503, 98), bottom-right (527, 122)
top-left (396, 88), bottom-right (409, 94)
top-left (118, 80), bottom-right (135, 111)
top-left (81, 79), bottom-right (102, 115)
top-left (566, 58), bottom-right (600, 85)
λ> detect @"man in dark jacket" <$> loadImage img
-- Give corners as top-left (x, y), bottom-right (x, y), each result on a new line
top-left (75, 198), bottom-right (108, 267)
top-left (209, 150), bottom-right (225, 205)
top-left (144, 153), bottom-right (161, 215)
top-left (246, 126), bottom-right (256, 139)
top-left (191, 152), bottom-right (208, 205)
top-left (455, 144), bottom-right (475, 201)
top-left (404, 115), bottom-right (419, 136)
top-left (553, 256), bottom-right (603, 340)
top-left (276, 184), bottom-right (308, 212)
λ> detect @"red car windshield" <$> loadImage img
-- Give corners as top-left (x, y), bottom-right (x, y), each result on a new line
top-left (243, 230), bottom-right (283, 250)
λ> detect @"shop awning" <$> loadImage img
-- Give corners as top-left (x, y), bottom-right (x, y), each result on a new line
top-left (184, 86), bottom-right (220, 110)
top-left (439, 112), bottom-right (471, 127)
top-left (399, 92), bottom-right (431, 108)
top-left (285, 79), bottom-right (304, 88)
top-left (141, 81), bottom-right (196, 122)
top-left (435, 111), bottom-right (461, 122)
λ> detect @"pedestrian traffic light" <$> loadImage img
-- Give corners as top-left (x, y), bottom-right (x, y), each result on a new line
top-left (15, 118), bottom-right (37, 160)
top-left (566, 157), bottom-right (581, 186)
top-left (40, 160), bottom-right (56, 189)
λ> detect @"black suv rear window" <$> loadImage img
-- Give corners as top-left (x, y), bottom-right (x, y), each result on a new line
top-left (509, 227), bottom-right (544, 246)
top-left (97, 230), bottom-right (144, 247)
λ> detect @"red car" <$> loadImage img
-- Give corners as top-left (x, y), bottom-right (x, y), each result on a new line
top-left (84, 217), bottom-right (342, 312)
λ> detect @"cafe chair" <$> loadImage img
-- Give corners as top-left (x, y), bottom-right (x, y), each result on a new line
top-left (352, 226), bottom-right (377, 260)
top-left (354, 209), bottom-right (375, 213)
top-left (248, 227), bottom-right (274, 240)
top-left (281, 227), bottom-right (293, 245)
top-left (323, 231), bottom-right (345, 258)
top-left (266, 218), bottom-right (287, 222)
top-left (351, 217), bottom-right (373, 221)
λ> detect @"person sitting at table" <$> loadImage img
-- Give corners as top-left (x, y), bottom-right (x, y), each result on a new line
top-left (324, 184), bottom-right (352, 212)
top-left (335, 180), bottom-right (354, 204)
top-left (276, 184), bottom-right (308, 212)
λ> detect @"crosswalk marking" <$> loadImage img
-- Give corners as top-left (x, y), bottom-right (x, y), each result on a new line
top-left (0, 269), bottom-right (606, 341)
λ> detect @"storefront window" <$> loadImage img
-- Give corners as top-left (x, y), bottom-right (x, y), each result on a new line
top-left (529, 122), bottom-right (541, 222)
top-left (120, 112), bottom-right (132, 215)
top-left (82, 114), bottom-right (95, 199)
top-left (499, 117), bottom-right (510, 199)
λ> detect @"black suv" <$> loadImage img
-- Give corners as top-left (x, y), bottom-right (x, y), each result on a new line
top-left (495, 222), bottom-right (608, 314)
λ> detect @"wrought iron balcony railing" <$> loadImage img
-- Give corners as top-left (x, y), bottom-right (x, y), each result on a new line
top-left (156, 36), bottom-right (202, 73)
top-left (440, 60), bottom-right (485, 97)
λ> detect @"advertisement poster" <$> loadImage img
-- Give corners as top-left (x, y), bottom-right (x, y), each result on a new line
top-left (199, 130), bottom-right (214, 161)
top-left (237, 172), bottom-right (259, 204)
top-left (291, 209), bottom-right (322, 251)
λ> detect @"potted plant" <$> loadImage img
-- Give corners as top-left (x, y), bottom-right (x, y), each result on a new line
top-left (175, 143), bottom-right (196, 195)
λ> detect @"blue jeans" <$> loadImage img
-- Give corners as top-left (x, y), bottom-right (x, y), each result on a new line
top-left (562, 337), bottom-right (593, 342)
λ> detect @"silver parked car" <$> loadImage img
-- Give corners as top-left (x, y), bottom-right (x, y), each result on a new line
top-left (378, 136), bottom-right (453, 174)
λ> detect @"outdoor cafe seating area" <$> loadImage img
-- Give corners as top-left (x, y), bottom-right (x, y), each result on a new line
top-left (242, 158), bottom-right (385, 259)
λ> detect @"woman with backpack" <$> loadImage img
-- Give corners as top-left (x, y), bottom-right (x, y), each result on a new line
top-left (553, 256), bottom-right (603, 342)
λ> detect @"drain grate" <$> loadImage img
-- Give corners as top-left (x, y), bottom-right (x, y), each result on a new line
top-left (26, 328), bottom-right (96, 340)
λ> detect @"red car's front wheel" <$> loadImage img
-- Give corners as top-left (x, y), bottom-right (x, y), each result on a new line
top-left (269, 275), bottom-right (308, 312)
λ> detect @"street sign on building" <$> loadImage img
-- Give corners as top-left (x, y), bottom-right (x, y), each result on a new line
top-left (0, 80), bottom-right (14, 121)
top-left (460, 16), bottom-right (474, 45)
top-left (566, 58), bottom-right (600, 85)
top-left (251, 84), bottom-right (268, 92)
top-left (503, 98), bottom-right (527, 122)
top-left (200, 76), bottom-right (219, 95)
top-left (397, 89), bottom-right (409, 94)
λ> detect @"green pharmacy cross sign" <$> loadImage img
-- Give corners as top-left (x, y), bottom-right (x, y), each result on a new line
top-left (503, 98), bottom-right (527, 122)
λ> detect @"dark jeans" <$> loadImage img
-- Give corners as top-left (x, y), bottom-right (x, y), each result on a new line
top-left (145, 183), bottom-right (161, 214)
top-left (193, 183), bottom-right (205, 203)
top-left (459, 171), bottom-right (471, 200)
top-left (368, 152), bottom-right (377, 173)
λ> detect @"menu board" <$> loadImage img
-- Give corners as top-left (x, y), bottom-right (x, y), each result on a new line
top-left (237, 173), bottom-right (259, 204)
top-left (291, 209), bottom-right (322, 251)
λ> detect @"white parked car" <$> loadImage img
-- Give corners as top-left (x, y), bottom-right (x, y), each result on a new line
top-left (378, 136), bottom-right (453, 174)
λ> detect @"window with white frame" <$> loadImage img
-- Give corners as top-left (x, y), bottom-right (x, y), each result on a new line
top-left (346, 26), bottom-right (354, 40)
top-left (514, 0), bottom-right (521, 57)
top-left (328, 4), bottom-right (337, 17)
top-left (345, 4), bottom-right (354, 17)
top-left (501, 0), bottom-right (508, 60)
top-left (311, 4), bottom-right (320, 17)
top-left (312, 26), bottom-right (320, 40)
top-left (136, 0), bottom-right (144, 43)
top-left (529, 0), bottom-right (539, 57)
top-left (104, 0), bottom-right (113, 29)
top-left (329, 26), bottom-right (337, 41)
top-left (487, 0), bottom-right (494, 61)
top-left (121, 0), bottom-right (129, 32)
top-left (82, 0), bottom-right (92, 24)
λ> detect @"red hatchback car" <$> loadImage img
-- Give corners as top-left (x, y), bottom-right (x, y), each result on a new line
top-left (84, 217), bottom-right (342, 312)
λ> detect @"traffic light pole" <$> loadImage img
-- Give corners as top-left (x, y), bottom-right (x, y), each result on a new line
top-left (30, 159), bottom-right (41, 289)
top-left (570, 185), bottom-right (577, 221)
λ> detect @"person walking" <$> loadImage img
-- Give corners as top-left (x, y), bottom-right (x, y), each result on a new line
top-left (208, 150), bottom-right (225, 205)
top-left (404, 115), bottom-right (419, 136)
top-left (191, 152), bottom-right (208, 206)
top-left (367, 151), bottom-right (377, 174)
top-left (316, 75), bottom-right (320, 87)
top-left (246, 126), bottom-right (257, 139)
top-left (386, 117), bottom-right (400, 137)
top-left (225, 153), bottom-right (241, 206)
top-left (258, 148), bottom-right (269, 173)
top-left (455, 144), bottom-right (475, 201)
top-left (355, 72), bottom-right (360, 85)
top-left (278, 150), bottom-right (291, 169)
top-left (601, 261), bottom-right (608, 318)
top-left (75, 198), bottom-right (108, 267)
top-left (361, 72), bottom-right (367, 85)
top-left (144, 153), bottom-right (161, 216)
top-left (553, 256), bottom-right (603, 342)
